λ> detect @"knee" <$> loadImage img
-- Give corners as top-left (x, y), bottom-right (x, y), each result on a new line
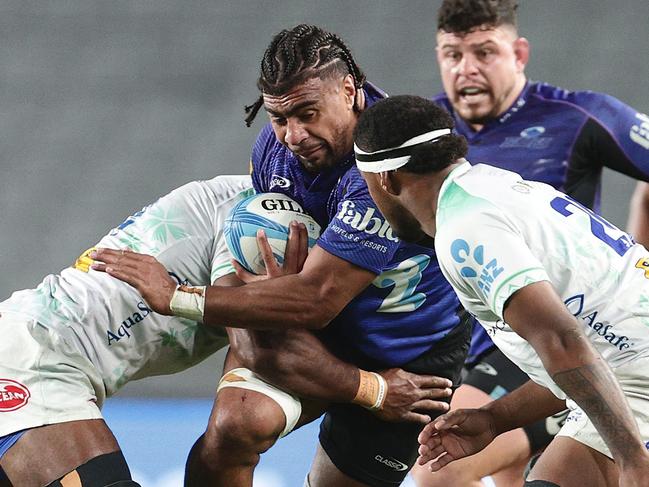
top-left (203, 392), bottom-right (286, 455)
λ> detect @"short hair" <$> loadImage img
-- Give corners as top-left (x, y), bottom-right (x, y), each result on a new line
top-left (437, 0), bottom-right (519, 34)
top-left (354, 95), bottom-right (468, 174)
top-left (244, 24), bottom-right (366, 126)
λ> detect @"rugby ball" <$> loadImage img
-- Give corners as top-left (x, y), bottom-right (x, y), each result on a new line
top-left (224, 193), bottom-right (321, 274)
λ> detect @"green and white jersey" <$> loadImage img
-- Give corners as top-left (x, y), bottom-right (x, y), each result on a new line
top-left (435, 162), bottom-right (649, 399)
top-left (0, 175), bottom-right (253, 396)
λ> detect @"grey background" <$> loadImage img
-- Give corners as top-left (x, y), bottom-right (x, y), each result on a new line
top-left (1, 1), bottom-right (647, 397)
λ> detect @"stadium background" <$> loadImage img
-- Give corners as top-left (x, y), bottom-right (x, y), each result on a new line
top-left (1, 1), bottom-right (648, 485)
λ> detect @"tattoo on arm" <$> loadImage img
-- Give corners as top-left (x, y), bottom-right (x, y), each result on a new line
top-left (552, 359), bottom-right (642, 461)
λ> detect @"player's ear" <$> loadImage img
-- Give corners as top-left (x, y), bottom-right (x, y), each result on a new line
top-left (380, 171), bottom-right (400, 196)
top-left (513, 37), bottom-right (530, 72)
top-left (342, 74), bottom-right (357, 110)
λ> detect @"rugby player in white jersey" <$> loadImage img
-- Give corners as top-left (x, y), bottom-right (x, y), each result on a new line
top-left (0, 174), bottom-right (451, 487)
top-left (353, 95), bottom-right (649, 487)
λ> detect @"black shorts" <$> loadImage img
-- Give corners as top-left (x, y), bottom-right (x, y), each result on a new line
top-left (463, 347), bottom-right (568, 453)
top-left (318, 317), bottom-right (471, 487)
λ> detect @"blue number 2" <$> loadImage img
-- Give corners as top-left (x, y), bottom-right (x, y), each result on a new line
top-left (550, 196), bottom-right (634, 256)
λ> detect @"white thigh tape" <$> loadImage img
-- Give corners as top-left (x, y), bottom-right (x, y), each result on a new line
top-left (217, 367), bottom-right (302, 438)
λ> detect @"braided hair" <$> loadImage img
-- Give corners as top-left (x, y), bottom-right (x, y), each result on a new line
top-left (244, 24), bottom-right (366, 127)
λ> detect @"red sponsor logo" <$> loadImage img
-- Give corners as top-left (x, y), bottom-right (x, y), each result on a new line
top-left (0, 379), bottom-right (31, 412)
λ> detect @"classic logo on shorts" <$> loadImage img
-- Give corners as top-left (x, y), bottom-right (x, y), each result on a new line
top-left (374, 454), bottom-right (408, 471)
top-left (0, 379), bottom-right (31, 412)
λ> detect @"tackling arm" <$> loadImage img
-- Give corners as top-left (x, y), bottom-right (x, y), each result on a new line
top-left (90, 244), bottom-right (376, 330)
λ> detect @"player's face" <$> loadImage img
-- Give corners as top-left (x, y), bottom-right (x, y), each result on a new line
top-left (264, 75), bottom-right (358, 173)
top-left (436, 25), bottom-right (529, 129)
top-left (361, 171), bottom-right (428, 244)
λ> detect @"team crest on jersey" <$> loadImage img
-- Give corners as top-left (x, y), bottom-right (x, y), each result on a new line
top-left (269, 175), bottom-right (291, 189)
top-left (520, 126), bottom-right (546, 138)
top-left (450, 239), bottom-right (504, 295)
top-left (0, 379), bottom-right (31, 412)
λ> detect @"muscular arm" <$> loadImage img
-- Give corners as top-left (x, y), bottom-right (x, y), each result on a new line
top-left (211, 271), bottom-right (361, 401)
top-left (226, 326), bottom-right (359, 402)
top-left (627, 181), bottom-right (649, 247)
top-left (504, 281), bottom-right (647, 468)
top-left (203, 245), bottom-right (376, 330)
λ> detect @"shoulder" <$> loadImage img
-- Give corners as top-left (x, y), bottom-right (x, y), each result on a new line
top-left (162, 175), bottom-right (253, 210)
top-left (252, 123), bottom-right (284, 164)
top-left (528, 81), bottom-right (633, 116)
top-left (363, 81), bottom-right (388, 108)
top-left (437, 165), bottom-right (521, 232)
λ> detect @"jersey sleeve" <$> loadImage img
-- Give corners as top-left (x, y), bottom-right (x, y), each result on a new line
top-left (317, 178), bottom-right (400, 274)
top-left (570, 92), bottom-right (649, 180)
top-left (250, 123), bottom-right (277, 193)
top-left (210, 237), bottom-right (235, 283)
top-left (436, 203), bottom-right (550, 320)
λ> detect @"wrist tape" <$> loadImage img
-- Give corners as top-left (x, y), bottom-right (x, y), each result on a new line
top-left (352, 370), bottom-right (388, 410)
top-left (169, 285), bottom-right (206, 322)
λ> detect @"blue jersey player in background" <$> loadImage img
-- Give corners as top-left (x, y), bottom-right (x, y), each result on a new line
top-left (193, 25), bottom-right (472, 487)
top-left (411, 2), bottom-right (649, 487)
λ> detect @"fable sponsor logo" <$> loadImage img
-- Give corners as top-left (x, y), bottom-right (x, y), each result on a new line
top-left (336, 200), bottom-right (398, 242)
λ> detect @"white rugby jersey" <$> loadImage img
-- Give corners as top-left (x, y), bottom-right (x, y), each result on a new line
top-left (0, 175), bottom-right (253, 396)
top-left (435, 162), bottom-right (649, 399)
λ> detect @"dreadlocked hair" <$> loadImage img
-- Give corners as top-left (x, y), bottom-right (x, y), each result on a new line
top-left (244, 24), bottom-right (366, 127)
top-left (437, 0), bottom-right (518, 34)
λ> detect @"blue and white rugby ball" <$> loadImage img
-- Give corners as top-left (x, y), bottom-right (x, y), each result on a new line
top-left (224, 193), bottom-right (321, 274)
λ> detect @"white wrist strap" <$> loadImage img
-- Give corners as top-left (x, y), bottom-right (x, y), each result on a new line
top-left (169, 285), bottom-right (206, 322)
top-left (370, 372), bottom-right (388, 410)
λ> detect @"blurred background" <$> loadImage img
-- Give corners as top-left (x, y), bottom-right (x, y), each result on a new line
top-left (1, 1), bottom-right (648, 485)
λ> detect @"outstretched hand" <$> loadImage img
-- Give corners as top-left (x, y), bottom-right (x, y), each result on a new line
top-left (90, 248), bottom-right (176, 315)
top-left (373, 369), bottom-right (453, 424)
top-left (234, 221), bottom-right (308, 282)
top-left (417, 408), bottom-right (499, 470)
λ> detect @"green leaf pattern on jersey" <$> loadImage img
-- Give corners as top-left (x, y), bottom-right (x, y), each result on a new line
top-left (159, 318), bottom-right (200, 358)
top-left (116, 204), bottom-right (189, 254)
top-left (141, 205), bottom-right (188, 246)
top-left (112, 364), bottom-right (129, 390)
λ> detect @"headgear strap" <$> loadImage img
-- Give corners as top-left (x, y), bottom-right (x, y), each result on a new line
top-left (355, 128), bottom-right (451, 173)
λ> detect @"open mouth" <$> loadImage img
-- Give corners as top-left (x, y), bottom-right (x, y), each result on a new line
top-left (458, 87), bottom-right (488, 100)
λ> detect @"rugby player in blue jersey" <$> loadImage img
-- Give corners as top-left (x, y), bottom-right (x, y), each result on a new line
top-left (93, 25), bottom-right (473, 487)
top-left (410, 2), bottom-right (649, 486)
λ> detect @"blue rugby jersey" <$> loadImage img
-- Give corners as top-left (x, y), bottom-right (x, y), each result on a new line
top-left (434, 81), bottom-right (649, 363)
top-left (251, 83), bottom-right (466, 367)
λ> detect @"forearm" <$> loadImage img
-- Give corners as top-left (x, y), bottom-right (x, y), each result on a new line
top-left (483, 379), bottom-right (566, 436)
top-left (227, 327), bottom-right (359, 402)
top-left (203, 273), bottom-right (338, 330)
top-left (551, 355), bottom-right (645, 467)
top-left (535, 331), bottom-right (645, 467)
